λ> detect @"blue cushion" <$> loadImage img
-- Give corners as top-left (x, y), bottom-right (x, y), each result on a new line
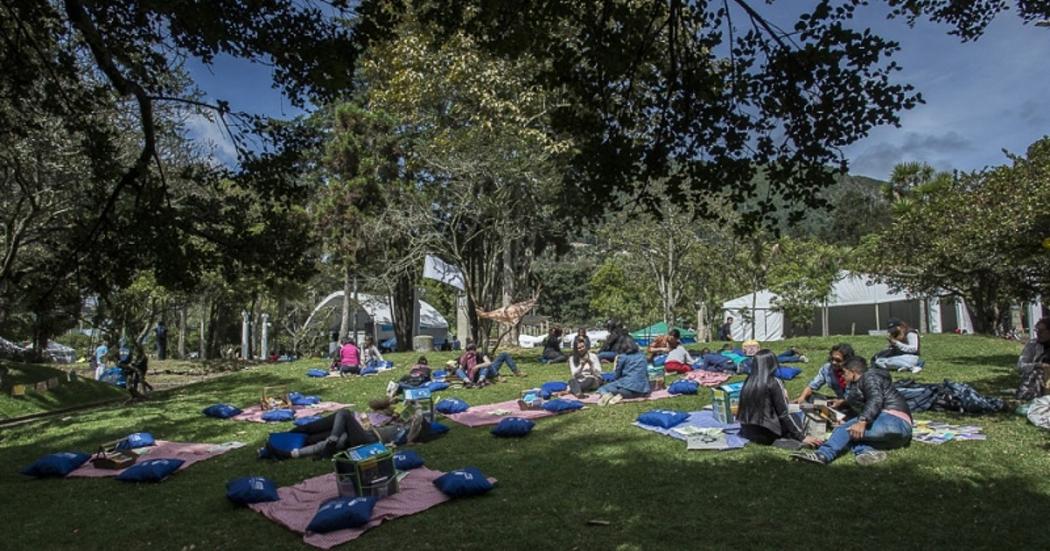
top-left (432, 369), bottom-right (448, 380)
top-left (429, 422), bottom-right (450, 435)
top-left (261, 408), bottom-right (296, 422)
top-left (436, 398), bottom-right (469, 414)
top-left (490, 417), bottom-right (534, 438)
top-left (289, 392), bottom-right (321, 406)
top-left (540, 381), bottom-right (568, 399)
top-left (433, 467), bottom-right (494, 497)
top-left (601, 372), bottom-right (617, 382)
top-left (379, 360), bottom-right (394, 369)
top-left (116, 432), bottom-right (155, 450)
top-left (307, 368), bottom-right (329, 378)
top-left (393, 450), bottom-right (425, 470)
top-left (116, 458), bottom-right (185, 482)
top-left (427, 381), bottom-right (450, 392)
top-left (265, 432), bottom-right (308, 458)
top-left (203, 403), bottom-right (242, 419)
top-left (542, 399), bottom-right (584, 413)
top-left (774, 367), bottom-right (803, 380)
top-left (668, 380), bottom-right (700, 395)
top-left (636, 410), bottom-right (690, 429)
top-left (307, 496), bottom-right (376, 533)
top-left (20, 452), bottom-right (90, 478)
top-left (293, 415), bottom-right (322, 427)
top-left (226, 476), bottom-right (280, 504)
top-left (652, 354), bottom-right (667, 366)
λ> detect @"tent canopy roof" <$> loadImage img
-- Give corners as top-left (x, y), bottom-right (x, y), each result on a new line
top-left (630, 321), bottom-right (696, 339)
top-left (307, 291), bottom-right (448, 329)
top-left (723, 271), bottom-right (916, 310)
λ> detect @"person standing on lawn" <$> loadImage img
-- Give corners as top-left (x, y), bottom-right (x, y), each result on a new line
top-left (792, 356), bottom-right (912, 466)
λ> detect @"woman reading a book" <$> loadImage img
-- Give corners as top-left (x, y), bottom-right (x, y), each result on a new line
top-left (737, 350), bottom-right (821, 448)
top-left (794, 343), bottom-right (855, 407)
top-left (791, 356), bottom-right (912, 466)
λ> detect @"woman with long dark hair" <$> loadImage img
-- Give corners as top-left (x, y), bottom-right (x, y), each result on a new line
top-left (737, 350), bottom-right (820, 447)
top-left (568, 336), bottom-right (603, 397)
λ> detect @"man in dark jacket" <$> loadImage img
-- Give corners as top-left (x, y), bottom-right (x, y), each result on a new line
top-left (792, 356), bottom-right (912, 466)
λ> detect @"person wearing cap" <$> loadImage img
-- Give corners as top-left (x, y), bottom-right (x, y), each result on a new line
top-left (873, 319), bottom-right (924, 373)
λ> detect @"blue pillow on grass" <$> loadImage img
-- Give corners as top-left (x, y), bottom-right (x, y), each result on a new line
top-left (293, 415), bottom-right (322, 427)
top-left (433, 467), bottom-right (494, 497)
top-left (393, 450), bottom-right (425, 470)
top-left (637, 410), bottom-right (690, 429)
top-left (203, 403), bottom-right (242, 419)
top-left (491, 417), bottom-right (534, 438)
top-left (289, 392), bottom-right (321, 406)
top-left (307, 496), bottom-right (376, 534)
top-left (774, 367), bottom-right (803, 380)
top-left (307, 368), bottom-right (329, 378)
top-left (436, 398), bottom-right (469, 414)
top-left (116, 458), bottom-right (185, 482)
top-left (652, 354), bottom-right (667, 367)
top-left (265, 432), bottom-right (308, 458)
top-left (542, 399), bottom-right (584, 413)
top-left (432, 369), bottom-right (448, 380)
top-left (226, 476), bottom-right (280, 505)
top-left (20, 452), bottom-right (90, 478)
top-left (429, 422), bottom-right (450, 435)
top-left (668, 380), bottom-right (699, 395)
top-left (116, 432), bottom-right (155, 450)
top-left (427, 381), bottom-right (450, 392)
top-left (261, 409), bottom-right (295, 422)
top-left (540, 381), bottom-right (568, 399)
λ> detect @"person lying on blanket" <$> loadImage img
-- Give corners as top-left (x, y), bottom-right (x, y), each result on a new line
top-left (455, 343), bottom-right (525, 387)
top-left (791, 356), bottom-right (913, 466)
top-left (595, 335), bottom-right (649, 406)
top-left (794, 343), bottom-right (856, 408)
top-left (388, 357), bottom-right (433, 398)
top-left (288, 404), bottom-right (429, 458)
top-left (1016, 317), bottom-right (1050, 401)
top-left (737, 350), bottom-right (821, 449)
top-left (568, 336), bottom-right (603, 397)
top-left (663, 331), bottom-right (694, 374)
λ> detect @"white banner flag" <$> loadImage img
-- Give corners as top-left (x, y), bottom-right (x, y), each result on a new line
top-left (423, 255), bottom-right (465, 290)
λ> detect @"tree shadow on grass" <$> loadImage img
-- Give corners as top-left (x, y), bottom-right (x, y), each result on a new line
top-left (943, 354), bottom-right (1019, 368)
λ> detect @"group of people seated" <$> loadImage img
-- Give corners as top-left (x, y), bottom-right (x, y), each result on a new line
top-left (736, 344), bottom-right (914, 466)
top-left (329, 336), bottom-right (386, 375)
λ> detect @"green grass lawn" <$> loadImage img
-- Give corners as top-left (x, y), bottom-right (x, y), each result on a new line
top-left (2, 334), bottom-right (1049, 550)
top-left (0, 362), bottom-right (127, 419)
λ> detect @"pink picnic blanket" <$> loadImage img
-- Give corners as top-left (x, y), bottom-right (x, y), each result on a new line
top-left (67, 440), bottom-right (241, 478)
top-left (250, 467), bottom-right (495, 549)
top-left (684, 370), bottom-right (734, 387)
top-left (579, 389), bottom-right (678, 404)
top-left (441, 399), bottom-right (562, 428)
top-left (232, 401), bottom-right (349, 423)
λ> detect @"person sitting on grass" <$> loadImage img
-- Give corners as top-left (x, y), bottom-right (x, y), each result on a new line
top-left (455, 343), bottom-right (525, 387)
top-left (597, 320), bottom-right (627, 362)
top-left (118, 343), bottom-right (153, 399)
top-left (361, 336), bottom-right (385, 369)
top-left (575, 327), bottom-right (591, 350)
top-left (1016, 317), bottom-right (1050, 401)
top-left (388, 356), bottom-right (433, 398)
top-left (736, 350), bottom-right (820, 448)
top-left (663, 330), bottom-right (695, 374)
top-left (873, 318), bottom-right (924, 373)
top-left (794, 343), bottom-right (856, 407)
top-left (595, 336), bottom-right (650, 406)
top-left (332, 337), bottom-right (362, 376)
top-left (791, 356), bottom-right (913, 466)
top-left (542, 327), bottom-right (568, 363)
top-left (568, 336), bottom-right (603, 397)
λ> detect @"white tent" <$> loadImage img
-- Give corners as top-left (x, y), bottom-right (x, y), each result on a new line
top-left (303, 291), bottom-right (449, 344)
top-left (722, 271), bottom-right (974, 341)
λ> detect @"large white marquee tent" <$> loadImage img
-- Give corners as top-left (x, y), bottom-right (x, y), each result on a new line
top-left (722, 271), bottom-right (976, 341)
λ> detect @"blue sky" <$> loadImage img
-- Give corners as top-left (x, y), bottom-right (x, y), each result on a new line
top-left (186, 7), bottom-right (1049, 180)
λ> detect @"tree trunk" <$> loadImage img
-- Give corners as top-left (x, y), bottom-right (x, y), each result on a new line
top-left (392, 271), bottom-right (417, 352)
top-left (502, 234), bottom-right (518, 344)
top-left (198, 302), bottom-right (207, 360)
top-left (339, 261), bottom-right (352, 340)
top-left (178, 305), bottom-right (187, 359)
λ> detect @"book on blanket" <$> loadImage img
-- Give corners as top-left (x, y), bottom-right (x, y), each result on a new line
top-left (801, 403), bottom-right (846, 424)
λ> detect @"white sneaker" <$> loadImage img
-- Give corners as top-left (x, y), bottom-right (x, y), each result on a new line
top-left (910, 366), bottom-right (923, 373)
top-left (607, 394), bottom-right (624, 406)
top-left (386, 381), bottom-right (399, 399)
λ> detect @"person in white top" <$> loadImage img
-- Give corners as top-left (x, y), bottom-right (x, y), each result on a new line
top-left (362, 336), bottom-right (385, 369)
top-left (568, 337), bottom-right (603, 397)
top-left (873, 319), bottom-right (924, 373)
top-left (663, 330), bottom-right (695, 374)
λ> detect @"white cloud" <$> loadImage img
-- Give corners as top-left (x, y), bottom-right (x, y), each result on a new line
top-left (183, 112), bottom-right (239, 166)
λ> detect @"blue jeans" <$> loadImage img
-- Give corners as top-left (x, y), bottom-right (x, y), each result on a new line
top-left (488, 353), bottom-right (519, 376)
top-left (777, 351), bottom-right (803, 363)
top-left (815, 412), bottom-right (912, 463)
top-left (597, 351), bottom-right (617, 361)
